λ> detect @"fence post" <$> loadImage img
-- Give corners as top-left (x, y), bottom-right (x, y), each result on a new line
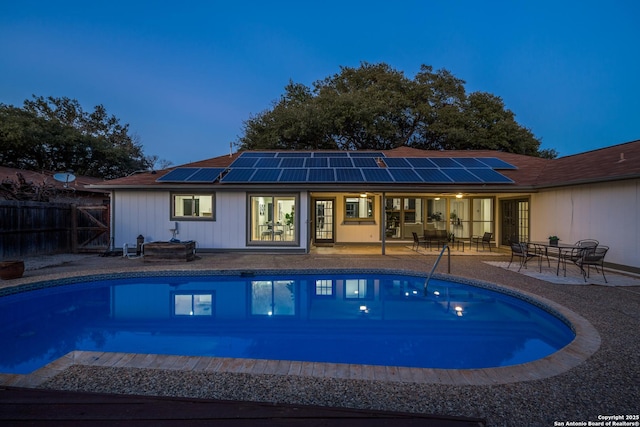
top-left (71, 203), bottom-right (78, 253)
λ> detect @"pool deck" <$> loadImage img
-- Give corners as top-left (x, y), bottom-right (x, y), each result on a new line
top-left (1, 246), bottom-right (639, 425)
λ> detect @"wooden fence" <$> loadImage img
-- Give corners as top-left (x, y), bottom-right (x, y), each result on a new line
top-left (0, 201), bottom-right (110, 259)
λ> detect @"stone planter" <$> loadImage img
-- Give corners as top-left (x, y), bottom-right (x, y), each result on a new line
top-left (0, 260), bottom-right (25, 280)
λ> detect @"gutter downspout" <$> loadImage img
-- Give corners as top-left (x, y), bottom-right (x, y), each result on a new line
top-left (110, 190), bottom-right (116, 251)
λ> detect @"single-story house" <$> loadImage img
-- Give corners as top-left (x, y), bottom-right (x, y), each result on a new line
top-left (91, 139), bottom-right (640, 273)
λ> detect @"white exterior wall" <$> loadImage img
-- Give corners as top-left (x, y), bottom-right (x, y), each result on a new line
top-left (530, 179), bottom-right (640, 269)
top-left (112, 190), bottom-right (309, 251)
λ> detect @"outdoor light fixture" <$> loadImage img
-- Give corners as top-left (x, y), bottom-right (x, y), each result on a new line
top-left (456, 193), bottom-right (463, 198)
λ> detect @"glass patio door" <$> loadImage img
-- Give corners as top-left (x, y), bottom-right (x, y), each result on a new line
top-left (314, 199), bottom-right (334, 243)
top-left (501, 199), bottom-right (529, 244)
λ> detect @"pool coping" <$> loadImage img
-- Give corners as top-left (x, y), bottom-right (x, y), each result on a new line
top-left (0, 269), bottom-right (601, 387)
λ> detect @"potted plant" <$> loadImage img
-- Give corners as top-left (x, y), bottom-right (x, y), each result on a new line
top-left (285, 212), bottom-right (294, 227)
top-left (548, 236), bottom-right (560, 246)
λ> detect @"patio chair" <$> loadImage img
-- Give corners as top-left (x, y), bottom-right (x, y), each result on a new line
top-left (576, 245), bottom-right (609, 283)
top-left (507, 240), bottom-right (539, 272)
top-left (422, 229), bottom-right (434, 249)
top-left (577, 239), bottom-right (599, 249)
top-left (411, 232), bottom-right (427, 251)
top-left (472, 232), bottom-right (493, 252)
top-left (430, 229), bottom-right (450, 250)
top-left (560, 240), bottom-right (599, 276)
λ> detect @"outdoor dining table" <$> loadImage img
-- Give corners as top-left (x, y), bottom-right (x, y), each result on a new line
top-left (527, 241), bottom-right (583, 276)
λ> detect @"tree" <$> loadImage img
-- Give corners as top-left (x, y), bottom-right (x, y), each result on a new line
top-left (238, 63), bottom-right (552, 157)
top-left (0, 96), bottom-right (167, 178)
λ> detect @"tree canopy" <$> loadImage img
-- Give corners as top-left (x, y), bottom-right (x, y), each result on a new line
top-left (0, 96), bottom-right (166, 179)
top-left (238, 63), bottom-right (557, 158)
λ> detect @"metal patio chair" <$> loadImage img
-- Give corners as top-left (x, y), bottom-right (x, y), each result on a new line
top-left (560, 239), bottom-right (599, 276)
top-left (472, 232), bottom-right (493, 252)
top-left (508, 240), bottom-right (539, 272)
top-left (411, 232), bottom-right (427, 251)
top-left (576, 245), bottom-right (609, 283)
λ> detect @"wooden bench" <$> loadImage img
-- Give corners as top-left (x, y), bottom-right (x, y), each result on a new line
top-left (142, 241), bottom-right (196, 262)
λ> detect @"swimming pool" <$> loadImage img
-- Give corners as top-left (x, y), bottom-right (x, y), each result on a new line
top-left (0, 270), bottom-right (575, 374)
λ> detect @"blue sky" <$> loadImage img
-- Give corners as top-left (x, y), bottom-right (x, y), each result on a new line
top-left (2, 1), bottom-right (638, 166)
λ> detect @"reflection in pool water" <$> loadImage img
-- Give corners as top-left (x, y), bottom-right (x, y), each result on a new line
top-left (0, 272), bottom-right (575, 374)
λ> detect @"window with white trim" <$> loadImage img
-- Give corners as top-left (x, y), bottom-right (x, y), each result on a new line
top-left (171, 193), bottom-right (215, 220)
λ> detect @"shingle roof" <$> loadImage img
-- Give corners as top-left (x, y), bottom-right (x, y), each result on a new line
top-left (534, 140), bottom-right (640, 188)
top-left (0, 166), bottom-right (108, 195)
top-left (90, 139), bottom-right (640, 190)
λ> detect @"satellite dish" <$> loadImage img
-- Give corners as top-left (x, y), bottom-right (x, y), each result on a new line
top-left (53, 172), bottom-right (76, 188)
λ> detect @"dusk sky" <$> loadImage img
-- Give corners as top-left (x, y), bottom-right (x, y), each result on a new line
top-left (2, 1), bottom-right (638, 167)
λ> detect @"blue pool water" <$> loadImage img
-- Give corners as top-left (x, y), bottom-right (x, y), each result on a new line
top-left (0, 271), bottom-right (575, 374)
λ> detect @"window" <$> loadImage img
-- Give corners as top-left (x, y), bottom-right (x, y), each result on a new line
top-left (171, 193), bottom-right (214, 220)
top-left (344, 195), bottom-right (374, 221)
top-left (173, 293), bottom-right (213, 316)
top-left (251, 280), bottom-right (296, 316)
top-left (403, 198), bottom-right (421, 223)
top-left (471, 197), bottom-right (494, 237)
top-left (345, 279), bottom-right (373, 299)
top-left (249, 194), bottom-right (297, 243)
top-left (315, 279), bottom-right (334, 296)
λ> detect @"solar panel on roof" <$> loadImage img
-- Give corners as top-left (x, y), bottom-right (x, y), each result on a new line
top-left (383, 158), bottom-right (411, 168)
top-left (352, 157), bottom-right (378, 167)
top-left (476, 157), bottom-right (517, 169)
top-left (220, 168), bottom-right (255, 182)
top-left (413, 168), bottom-right (452, 183)
top-left (467, 168), bottom-right (514, 183)
top-left (219, 152), bottom-right (515, 185)
top-left (329, 157), bottom-right (354, 167)
top-left (239, 152), bottom-right (276, 158)
top-left (388, 168), bottom-right (423, 182)
top-left (305, 157), bottom-right (329, 168)
top-left (454, 158), bottom-right (489, 168)
top-left (429, 157), bottom-right (462, 168)
top-left (157, 168), bottom-right (200, 182)
top-left (276, 152), bottom-right (312, 158)
top-left (307, 168), bottom-right (335, 182)
top-left (185, 168), bottom-right (226, 182)
top-left (278, 168), bottom-right (308, 182)
top-left (255, 158), bottom-right (281, 168)
top-left (349, 152), bottom-right (386, 157)
top-left (335, 168), bottom-right (365, 182)
top-left (442, 168), bottom-right (483, 183)
top-left (228, 157), bottom-right (258, 168)
top-left (314, 152), bottom-right (348, 157)
top-left (249, 168), bottom-right (282, 182)
top-left (361, 168), bottom-right (393, 182)
top-left (280, 157), bottom-right (305, 168)
top-left (406, 158), bottom-right (437, 168)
